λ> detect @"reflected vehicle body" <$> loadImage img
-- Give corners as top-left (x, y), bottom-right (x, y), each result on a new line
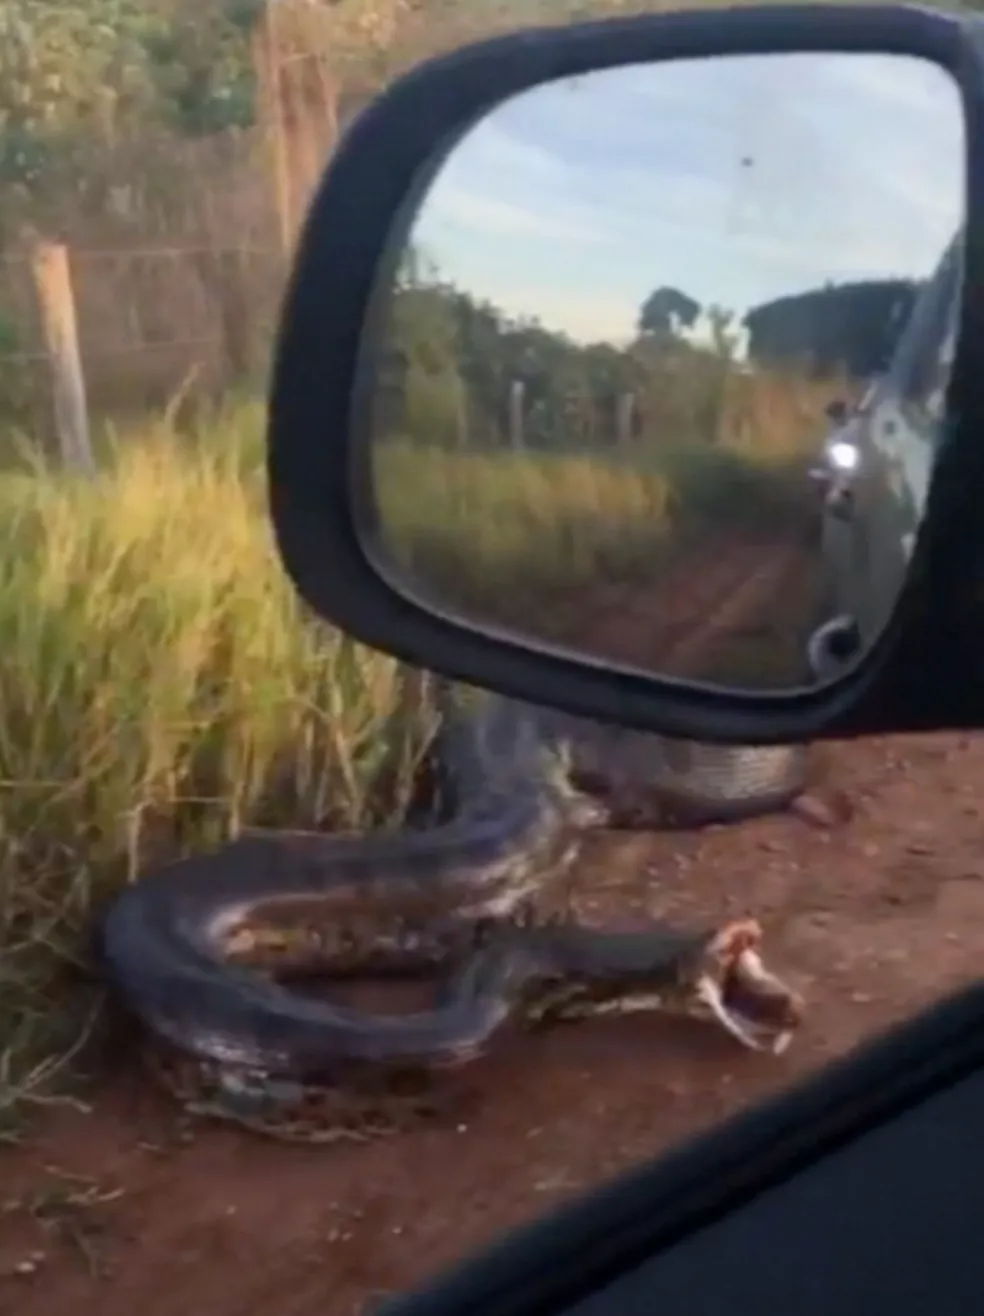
top-left (815, 379), bottom-right (883, 628)
top-left (808, 389), bottom-right (871, 503)
top-left (814, 237), bottom-right (962, 671)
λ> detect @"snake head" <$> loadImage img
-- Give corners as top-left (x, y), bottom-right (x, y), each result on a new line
top-left (693, 919), bottom-right (803, 1054)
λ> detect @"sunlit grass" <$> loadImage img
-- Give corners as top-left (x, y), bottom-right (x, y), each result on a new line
top-left (0, 403), bottom-right (440, 1139)
top-left (375, 436), bottom-right (815, 626)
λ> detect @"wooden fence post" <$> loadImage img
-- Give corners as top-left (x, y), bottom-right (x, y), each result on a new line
top-left (30, 241), bottom-right (94, 474)
top-left (617, 390), bottom-right (635, 446)
top-left (509, 378), bottom-right (525, 449)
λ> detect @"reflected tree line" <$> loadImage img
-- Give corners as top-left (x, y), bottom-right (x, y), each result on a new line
top-left (375, 245), bottom-right (922, 457)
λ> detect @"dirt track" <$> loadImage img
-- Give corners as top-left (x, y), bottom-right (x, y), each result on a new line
top-left (3, 537), bottom-right (981, 1314)
top-left (533, 532), bottom-right (828, 689)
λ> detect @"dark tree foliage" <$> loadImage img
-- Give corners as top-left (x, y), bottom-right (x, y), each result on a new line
top-left (385, 253), bottom-right (829, 455)
top-left (743, 279), bottom-right (922, 379)
top-left (638, 286), bottom-right (702, 336)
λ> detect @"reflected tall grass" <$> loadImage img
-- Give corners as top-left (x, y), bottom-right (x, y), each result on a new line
top-left (375, 438), bottom-right (815, 625)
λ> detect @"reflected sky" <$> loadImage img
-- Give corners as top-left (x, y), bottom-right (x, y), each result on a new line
top-left (408, 53), bottom-right (965, 346)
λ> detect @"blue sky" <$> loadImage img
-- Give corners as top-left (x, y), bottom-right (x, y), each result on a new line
top-left (408, 52), bottom-right (965, 346)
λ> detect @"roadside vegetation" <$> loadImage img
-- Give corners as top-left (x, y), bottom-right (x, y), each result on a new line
top-left (0, 406), bottom-right (440, 1140)
top-left (373, 254), bottom-right (844, 640)
top-left (0, 0), bottom-right (871, 1137)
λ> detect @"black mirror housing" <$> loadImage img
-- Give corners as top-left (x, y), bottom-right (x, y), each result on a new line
top-left (267, 4), bottom-right (984, 744)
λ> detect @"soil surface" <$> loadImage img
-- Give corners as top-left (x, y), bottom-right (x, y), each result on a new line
top-left (3, 535), bottom-right (980, 1314)
top-left (556, 534), bottom-right (822, 686)
top-left (503, 530), bottom-right (829, 690)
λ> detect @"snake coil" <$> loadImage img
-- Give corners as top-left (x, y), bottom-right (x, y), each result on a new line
top-left (98, 683), bottom-right (808, 1135)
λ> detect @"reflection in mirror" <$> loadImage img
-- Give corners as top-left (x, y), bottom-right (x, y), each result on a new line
top-left (365, 53), bottom-right (965, 692)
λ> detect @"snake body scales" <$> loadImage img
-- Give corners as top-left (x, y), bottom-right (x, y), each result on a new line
top-left (98, 685), bottom-right (808, 1142)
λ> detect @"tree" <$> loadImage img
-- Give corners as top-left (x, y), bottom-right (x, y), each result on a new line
top-left (138, 0), bottom-right (259, 136)
top-left (701, 304), bottom-right (740, 445)
top-left (743, 279), bottom-right (921, 379)
top-left (638, 286), bottom-right (701, 337)
top-left (0, 2), bottom-right (154, 218)
top-left (0, 0), bottom-right (265, 233)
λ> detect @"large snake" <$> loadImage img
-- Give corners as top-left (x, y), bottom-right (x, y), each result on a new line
top-left (97, 684), bottom-right (808, 1142)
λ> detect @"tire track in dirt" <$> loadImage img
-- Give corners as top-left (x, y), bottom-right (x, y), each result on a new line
top-left (561, 535), bottom-right (811, 680)
top-left (657, 539), bottom-right (808, 677)
top-left (528, 535), bottom-right (816, 794)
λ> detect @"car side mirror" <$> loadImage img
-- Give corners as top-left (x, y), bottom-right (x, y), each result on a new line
top-left (267, 4), bottom-right (980, 743)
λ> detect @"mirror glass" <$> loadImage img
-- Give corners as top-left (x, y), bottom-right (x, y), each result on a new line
top-left (364, 53), bottom-right (965, 691)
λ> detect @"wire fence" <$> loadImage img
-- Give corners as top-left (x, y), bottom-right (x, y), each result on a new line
top-left (0, 241), bottom-right (290, 459)
top-left (0, 8), bottom-right (358, 466)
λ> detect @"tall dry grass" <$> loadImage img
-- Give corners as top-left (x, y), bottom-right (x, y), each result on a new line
top-left (374, 431), bottom-right (819, 633)
top-left (0, 401), bottom-right (440, 1139)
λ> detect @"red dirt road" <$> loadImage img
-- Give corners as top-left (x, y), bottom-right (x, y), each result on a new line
top-left (526, 533), bottom-right (822, 684)
top-left (529, 531), bottom-right (830, 690)
top-left (4, 729), bottom-right (984, 1314)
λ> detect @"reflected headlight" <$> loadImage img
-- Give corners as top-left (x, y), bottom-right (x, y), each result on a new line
top-left (827, 441), bottom-right (860, 473)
